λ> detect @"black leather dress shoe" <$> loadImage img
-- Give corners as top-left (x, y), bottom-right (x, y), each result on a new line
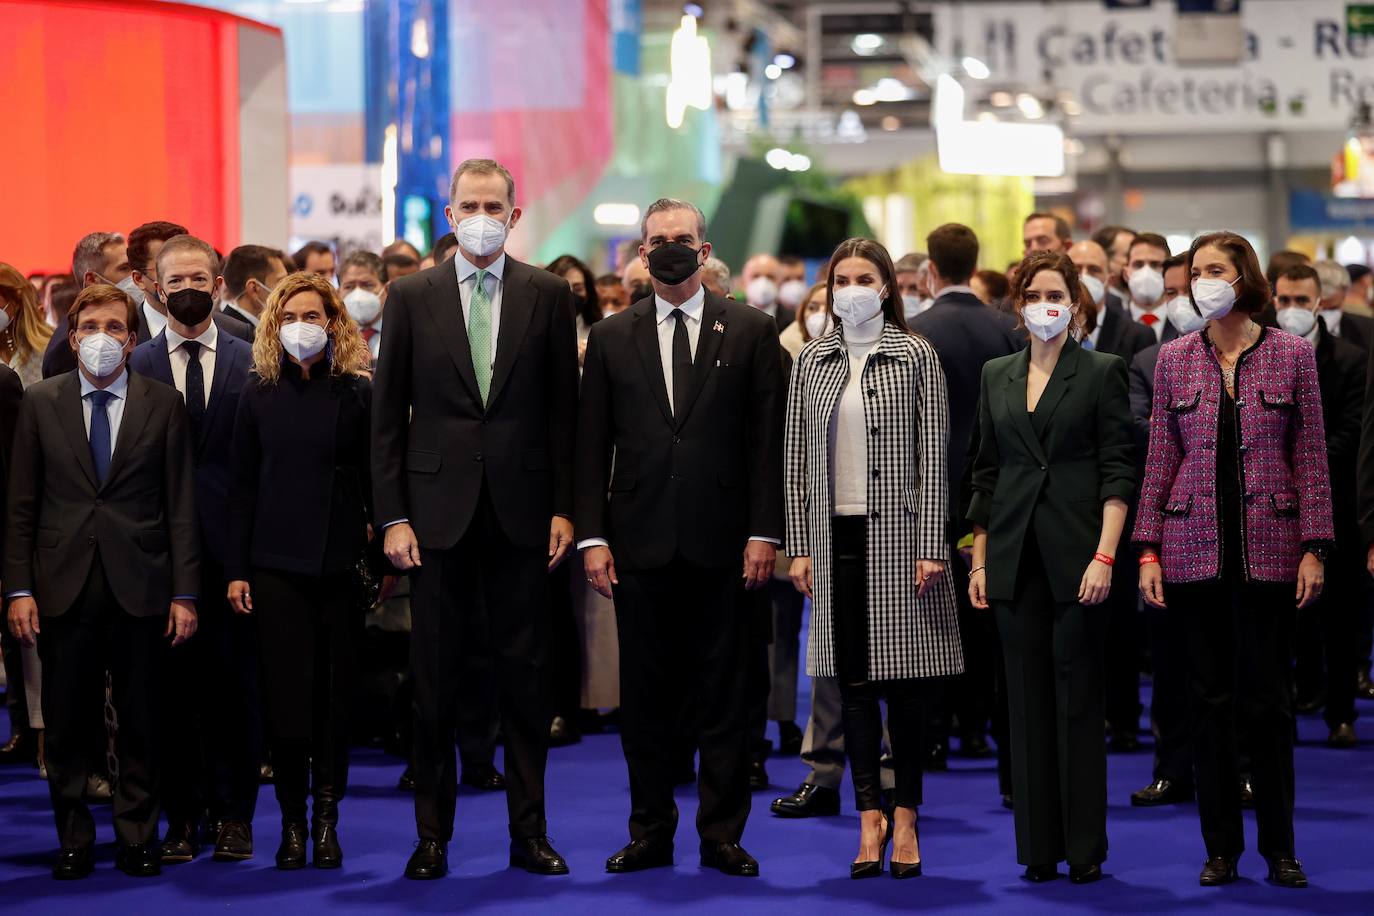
top-left (160, 823), bottom-right (200, 863)
top-left (1265, 856), bottom-right (1307, 888)
top-left (259, 762), bottom-right (274, 784)
top-left (276, 822), bottom-right (308, 870)
top-left (0, 730), bottom-right (36, 765)
top-left (312, 823), bottom-right (342, 869)
top-left (1199, 855), bottom-right (1239, 886)
top-left (1109, 731), bottom-right (1142, 752)
top-left (460, 765), bottom-right (505, 792)
top-left (214, 822), bottom-right (253, 861)
top-left (203, 819), bottom-right (225, 846)
top-left (116, 844), bottom-right (161, 877)
top-left (700, 841), bottom-right (758, 877)
top-left (1239, 778), bottom-right (1255, 809)
top-left (1131, 779), bottom-right (1193, 807)
top-left (925, 744), bottom-right (948, 772)
top-left (52, 846), bottom-right (94, 880)
top-left (405, 840), bottom-right (448, 879)
top-left (1069, 864), bottom-right (1102, 884)
top-left (771, 783), bottom-right (841, 818)
top-left (606, 839), bottom-right (673, 873)
top-left (1327, 722), bottom-right (1357, 748)
top-left (397, 764), bottom-right (416, 791)
top-left (749, 759), bottom-right (769, 790)
top-left (510, 836), bottom-right (569, 875)
top-left (1023, 864), bottom-right (1059, 882)
top-left (776, 721), bottom-right (803, 757)
top-left (549, 716), bottom-right (581, 747)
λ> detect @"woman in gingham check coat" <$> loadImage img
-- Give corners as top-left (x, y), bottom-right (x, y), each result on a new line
top-left (784, 238), bottom-right (963, 879)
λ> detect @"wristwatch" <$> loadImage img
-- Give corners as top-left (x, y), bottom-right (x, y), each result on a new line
top-left (1304, 543), bottom-right (1330, 563)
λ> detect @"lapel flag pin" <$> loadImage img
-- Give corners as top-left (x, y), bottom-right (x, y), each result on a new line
top-left (713, 321), bottom-right (725, 333)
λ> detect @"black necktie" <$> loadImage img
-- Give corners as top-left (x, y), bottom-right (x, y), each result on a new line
top-left (671, 308), bottom-right (692, 418)
top-left (182, 340), bottom-right (205, 441)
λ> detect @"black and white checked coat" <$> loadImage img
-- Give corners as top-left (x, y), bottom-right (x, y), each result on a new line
top-left (784, 321), bottom-right (964, 681)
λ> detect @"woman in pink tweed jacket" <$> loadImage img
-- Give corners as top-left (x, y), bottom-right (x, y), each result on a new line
top-left (1133, 232), bottom-right (1333, 891)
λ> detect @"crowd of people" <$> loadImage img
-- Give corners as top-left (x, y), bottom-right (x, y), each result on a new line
top-left (1, 158), bottom-right (1371, 891)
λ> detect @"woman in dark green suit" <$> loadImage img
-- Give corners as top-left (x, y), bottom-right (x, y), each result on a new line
top-left (967, 251), bottom-right (1135, 884)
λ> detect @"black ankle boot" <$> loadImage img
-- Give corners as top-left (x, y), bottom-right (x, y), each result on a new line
top-left (276, 821), bottom-right (308, 870)
top-left (312, 790), bottom-right (342, 869)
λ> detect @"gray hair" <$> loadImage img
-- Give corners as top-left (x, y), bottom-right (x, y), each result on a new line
top-left (341, 249), bottom-right (387, 284)
top-left (641, 198), bottom-right (706, 243)
top-left (448, 158), bottom-right (516, 206)
top-left (702, 257), bottom-right (731, 289)
top-left (72, 231), bottom-right (124, 284)
top-left (1314, 260), bottom-right (1350, 298)
top-left (895, 252), bottom-right (929, 273)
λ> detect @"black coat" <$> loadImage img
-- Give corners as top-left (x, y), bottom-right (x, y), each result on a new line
top-left (372, 257), bottom-right (579, 550)
top-left (4, 370), bottom-right (200, 616)
top-left (43, 306), bottom-right (253, 379)
top-left (1094, 301), bottom-right (1156, 364)
top-left (1325, 310), bottom-right (1374, 352)
top-left (909, 289), bottom-right (1024, 529)
top-left (1128, 342), bottom-right (1160, 472)
top-left (128, 330), bottom-right (253, 564)
top-left (0, 365), bottom-right (23, 554)
top-left (1313, 325), bottom-right (1364, 544)
top-left (220, 304), bottom-right (259, 340)
top-left (968, 338), bottom-right (1136, 603)
top-left (574, 290), bottom-right (784, 571)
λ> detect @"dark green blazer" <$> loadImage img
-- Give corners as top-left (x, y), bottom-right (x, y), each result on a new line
top-left (967, 337), bottom-right (1135, 603)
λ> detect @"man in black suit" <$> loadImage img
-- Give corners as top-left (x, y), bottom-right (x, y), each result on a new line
top-left (741, 254), bottom-right (794, 334)
top-left (1275, 266), bottom-right (1364, 748)
top-left (7, 284), bottom-right (199, 879)
top-left (127, 235), bottom-right (259, 863)
top-left (0, 364), bottom-right (27, 762)
top-left (1070, 241), bottom-right (1154, 362)
top-left (1314, 259), bottom-right (1374, 351)
top-left (41, 232), bottom-right (130, 379)
top-left (374, 159), bottom-right (579, 880)
top-left (44, 223), bottom-right (252, 378)
top-left (1122, 233), bottom-right (1175, 344)
top-left (576, 198), bottom-right (783, 878)
top-left (909, 223), bottom-right (1022, 779)
top-left (220, 244), bottom-right (290, 338)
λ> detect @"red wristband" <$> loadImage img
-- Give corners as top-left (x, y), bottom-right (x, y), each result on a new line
top-left (1138, 554), bottom-right (1159, 567)
top-left (1093, 552), bottom-right (1115, 566)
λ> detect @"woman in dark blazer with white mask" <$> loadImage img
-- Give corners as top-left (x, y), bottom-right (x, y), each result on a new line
top-left (785, 238), bottom-right (963, 879)
top-left (968, 250), bottom-right (1135, 884)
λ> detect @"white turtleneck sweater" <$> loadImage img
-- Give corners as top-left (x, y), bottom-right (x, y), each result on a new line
top-left (829, 316), bottom-right (884, 516)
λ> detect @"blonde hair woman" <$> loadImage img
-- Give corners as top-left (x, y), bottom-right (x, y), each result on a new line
top-left (227, 272), bottom-right (375, 870)
top-left (0, 262), bottom-right (56, 386)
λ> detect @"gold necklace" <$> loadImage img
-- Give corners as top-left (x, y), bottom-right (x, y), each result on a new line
top-left (1216, 322), bottom-right (1255, 391)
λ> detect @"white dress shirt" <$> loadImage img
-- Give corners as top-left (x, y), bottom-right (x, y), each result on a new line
top-left (456, 252), bottom-right (506, 372)
top-left (79, 368), bottom-right (130, 456)
top-left (141, 301), bottom-right (168, 340)
top-left (1129, 301), bottom-right (1166, 341)
top-left (165, 321), bottom-right (217, 407)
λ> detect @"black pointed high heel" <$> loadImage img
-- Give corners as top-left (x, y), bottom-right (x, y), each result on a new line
top-left (890, 812), bottom-right (922, 879)
top-left (851, 813), bottom-right (891, 879)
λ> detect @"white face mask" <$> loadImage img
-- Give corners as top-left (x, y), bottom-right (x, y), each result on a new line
top-left (117, 274), bottom-right (146, 307)
top-left (831, 285), bottom-right (884, 326)
top-left (1166, 295), bottom-right (1207, 335)
top-left (902, 294), bottom-right (933, 322)
top-left (1021, 303), bottom-right (1074, 342)
top-left (454, 213), bottom-right (511, 258)
top-left (1276, 306), bottom-right (1317, 338)
top-left (804, 310), bottom-right (831, 339)
top-left (1079, 273), bottom-right (1106, 306)
top-left (746, 276), bottom-right (779, 308)
top-left (1319, 307), bottom-right (1343, 332)
top-left (343, 288), bottom-right (382, 327)
top-left (1127, 266), bottom-right (1164, 305)
top-left (78, 332), bottom-right (127, 378)
top-left (1192, 276), bottom-right (1239, 320)
top-left (279, 321), bottom-right (328, 361)
top-left (778, 278), bottom-right (808, 308)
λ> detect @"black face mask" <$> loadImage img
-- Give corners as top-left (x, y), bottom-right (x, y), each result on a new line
top-left (646, 242), bottom-right (702, 286)
top-left (166, 288), bottom-right (215, 326)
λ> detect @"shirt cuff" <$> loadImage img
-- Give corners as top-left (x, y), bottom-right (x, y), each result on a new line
top-left (381, 518), bottom-right (409, 529)
top-left (173, 595), bottom-right (198, 603)
top-left (6, 590), bottom-right (32, 599)
top-left (749, 536), bottom-right (781, 546)
top-left (576, 538), bottom-right (609, 550)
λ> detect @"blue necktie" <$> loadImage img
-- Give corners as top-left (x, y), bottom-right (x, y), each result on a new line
top-left (88, 389), bottom-right (113, 485)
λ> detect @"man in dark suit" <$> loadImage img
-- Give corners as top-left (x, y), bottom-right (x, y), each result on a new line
top-left (6, 283), bottom-right (199, 879)
top-left (1275, 266), bottom-right (1364, 748)
top-left (374, 159), bottom-right (579, 880)
top-left (909, 223), bottom-right (1022, 776)
top-left (576, 198), bottom-right (783, 878)
top-left (44, 223), bottom-right (252, 378)
top-left (41, 232), bottom-right (130, 379)
top-left (1070, 240), bottom-right (1154, 361)
top-left (220, 244), bottom-right (290, 338)
top-left (1313, 259), bottom-right (1374, 351)
top-left (127, 234), bottom-right (259, 863)
top-left (0, 364), bottom-right (27, 761)
top-left (1122, 233), bottom-right (1176, 345)
top-left (741, 254), bottom-right (794, 334)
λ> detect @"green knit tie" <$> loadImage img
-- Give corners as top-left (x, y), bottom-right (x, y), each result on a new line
top-left (470, 268), bottom-right (493, 404)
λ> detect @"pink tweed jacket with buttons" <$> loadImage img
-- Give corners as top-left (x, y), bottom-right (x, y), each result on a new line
top-left (1132, 327), bottom-right (1333, 584)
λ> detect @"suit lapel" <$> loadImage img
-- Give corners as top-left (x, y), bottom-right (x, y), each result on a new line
top-left (149, 334), bottom-right (174, 386)
top-left (674, 296), bottom-right (726, 431)
top-left (422, 262), bottom-right (483, 406)
top-left (1032, 337), bottom-right (1081, 434)
top-left (632, 303), bottom-right (674, 427)
top-left (104, 372), bottom-right (152, 490)
top-left (1003, 352), bottom-right (1049, 467)
top-left (1097, 307), bottom-right (1120, 354)
top-left (57, 373), bottom-right (98, 489)
top-left (198, 338), bottom-right (239, 451)
top-left (487, 260), bottom-right (534, 407)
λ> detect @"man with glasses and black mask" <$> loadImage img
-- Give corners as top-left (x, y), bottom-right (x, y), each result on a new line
top-left (576, 198), bottom-right (784, 878)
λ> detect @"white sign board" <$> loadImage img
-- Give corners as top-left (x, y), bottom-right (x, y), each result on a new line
top-left (289, 164), bottom-right (384, 257)
top-left (933, 0), bottom-right (1374, 134)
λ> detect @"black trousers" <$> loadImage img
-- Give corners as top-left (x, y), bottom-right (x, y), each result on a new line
top-left (745, 586), bottom-right (774, 764)
top-left (410, 492), bottom-right (551, 841)
top-left (253, 569), bottom-right (360, 823)
top-left (161, 554), bottom-right (262, 829)
top-left (1103, 546), bottom-right (1143, 736)
top-left (1, 626), bottom-right (31, 733)
top-left (38, 557), bottom-right (165, 849)
top-left (615, 557), bottom-right (749, 845)
top-left (831, 516), bottom-right (931, 811)
top-left (1168, 577), bottom-right (1296, 860)
top-left (995, 554), bottom-right (1108, 867)
top-left (1293, 548), bottom-right (1361, 729)
top-left (1145, 601), bottom-right (1194, 786)
top-left (547, 561), bottom-right (582, 722)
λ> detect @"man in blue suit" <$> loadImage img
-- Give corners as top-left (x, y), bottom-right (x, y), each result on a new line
top-left (127, 234), bottom-right (259, 864)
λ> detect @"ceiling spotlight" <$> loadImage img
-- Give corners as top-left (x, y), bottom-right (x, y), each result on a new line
top-left (774, 53), bottom-right (796, 69)
top-left (852, 88), bottom-right (878, 106)
top-left (852, 33), bottom-right (884, 55)
top-left (765, 147), bottom-right (792, 169)
top-left (764, 63), bottom-right (782, 80)
top-left (977, 111), bottom-right (999, 123)
top-left (873, 77), bottom-right (912, 102)
top-left (786, 154), bottom-right (812, 172)
top-left (1016, 93), bottom-right (1045, 119)
top-left (961, 56), bottom-right (990, 80)
top-left (881, 116), bottom-right (901, 131)
top-left (990, 91), bottom-right (1014, 108)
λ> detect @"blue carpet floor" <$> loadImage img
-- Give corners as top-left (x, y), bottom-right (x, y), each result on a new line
top-left (1, 678), bottom-right (1371, 914)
